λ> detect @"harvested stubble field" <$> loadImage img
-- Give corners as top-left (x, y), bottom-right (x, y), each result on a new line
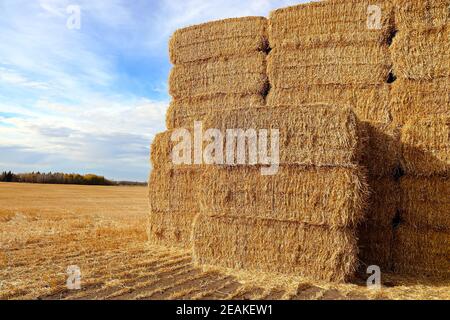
top-left (1, 182), bottom-right (449, 300)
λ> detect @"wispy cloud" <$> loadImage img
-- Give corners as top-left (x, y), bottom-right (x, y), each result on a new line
top-left (0, 67), bottom-right (50, 90)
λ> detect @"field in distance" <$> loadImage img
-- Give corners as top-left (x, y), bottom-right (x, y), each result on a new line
top-left (0, 182), bottom-right (448, 300)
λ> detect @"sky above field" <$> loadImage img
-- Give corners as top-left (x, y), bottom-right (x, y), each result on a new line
top-left (0, 0), bottom-right (307, 181)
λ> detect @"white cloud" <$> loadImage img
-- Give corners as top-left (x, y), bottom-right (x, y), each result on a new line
top-left (0, 97), bottom-right (168, 180)
top-left (0, 67), bottom-right (50, 90)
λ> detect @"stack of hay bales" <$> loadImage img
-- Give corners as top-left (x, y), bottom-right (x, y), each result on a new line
top-left (267, 0), bottom-right (394, 122)
top-left (148, 0), bottom-right (449, 281)
top-left (390, 0), bottom-right (450, 276)
top-left (148, 17), bottom-right (268, 249)
top-left (192, 105), bottom-right (369, 282)
top-left (166, 17), bottom-right (268, 129)
top-left (267, 0), bottom-right (398, 271)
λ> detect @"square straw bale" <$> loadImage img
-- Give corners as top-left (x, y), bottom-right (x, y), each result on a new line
top-left (268, 46), bottom-right (391, 86)
top-left (169, 52), bottom-right (268, 99)
top-left (169, 17), bottom-right (268, 64)
top-left (201, 104), bottom-right (366, 167)
top-left (391, 25), bottom-right (450, 80)
top-left (392, 225), bottom-right (450, 277)
top-left (166, 94), bottom-right (265, 130)
top-left (199, 165), bottom-right (368, 228)
top-left (269, 0), bottom-right (394, 48)
top-left (192, 215), bottom-right (359, 282)
top-left (267, 84), bottom-right (392, 123)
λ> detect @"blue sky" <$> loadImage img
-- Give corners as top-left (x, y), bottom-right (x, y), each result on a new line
top-left (0, 0), bottom-right (305, 181)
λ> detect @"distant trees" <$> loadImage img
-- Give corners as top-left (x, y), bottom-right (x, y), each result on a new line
top-left (0, 171), bottom-right (117, 186)
top-left (0, 171), bottom-right (16, 182)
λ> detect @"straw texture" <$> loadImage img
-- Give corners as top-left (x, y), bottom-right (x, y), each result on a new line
top-left (166, 94), bottom-right (265, 129)
top-left (202, 105), bottom-right (365, 167)
top-left (400, 176), bottom-right (450, 231)
top-left (365, 177), bottom-right (400, 227)
top-left (148, 211), bottom-right (198, 249)
top-left (358, 225), bottom-right (393, 271)
top-left (148, 1), bottom-right (450, 280)
top-left (149, 166), bottom-right (201, 214)
top-left (155, 106), bottom-right (365, 168)
top-left (269, 0), bottom-right (394, 48)
top-left (358, 176), bottom-right (398, 272)
top-left (199, 165), bottom-right (368, 228)
top-left (267, 84), bottom-right (392, 123)
top-left (362, 122), bottom-right (401, 178)
top-left (391, 79), bottom-right (450, 125)
top-left (391, 26), bottom-right (450, 80)
top-left (169, 17), bottom-right (268, 64)
top-left (150, 131), bottom-right (173, 169)
top-left (192, 215), bottom-right (359, 282)
top-left (268, 46), bottom-right (392, 86)
top-left (149, 134), bottom-right (202, 249)
top-left (169, 52), bottom-right (268, 99)
top-left (394, 0), bottom-right (450, 30)
top-left (401, 116), bottom-right (450, 176)
top-left (393, 226), bottom-right (450, 277)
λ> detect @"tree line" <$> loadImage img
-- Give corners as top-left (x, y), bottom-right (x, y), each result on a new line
top-left (0, 171), bottom-right (147, 186)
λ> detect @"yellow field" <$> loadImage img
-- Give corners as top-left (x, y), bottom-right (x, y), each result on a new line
top-left (0, 182), bottom-right (448, 300)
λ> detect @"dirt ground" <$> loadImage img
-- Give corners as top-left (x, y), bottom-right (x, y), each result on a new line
top-left (0, 182), bottom-right (448, 300)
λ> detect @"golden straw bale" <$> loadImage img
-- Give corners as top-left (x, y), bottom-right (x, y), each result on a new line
top-left (401, 116), bottom-right (450, 176)
top-left (169, 53), bottom-right (268, 99)
top-left (166, 94), bottom-right (265, 129)
top-left (393, 225), bottom-right (450, 277)
top-left (400, 176), bottom-right (450, 231)
top-left (150, 131), bottom-right (189, 170)
top-left (358, 225), bottom-right (394, 271)
top-left (267, 84), bottom-right (392, 123)
top-left (391, 26), bottom-right (450, 80)
top-left (268, 46), bottom-right (391, 86)
top-left (365, 177), bottom-right (400, 227)
top-left (192, 215), bottom-right (359, 282)
top-left (391, 78), bottom-right (450, 126)
top-left (169, 17), bottom-right (268, 64)
top-left (155, 105), bottom-right (365, 168)
top-left (148, 166), bottom-right (201, 214)
top-left (150, 130), bottom-right (191, 169)
top-left (201, 105), bottom-right (365, 167)
top-left (150, 131), bottom-right (173, 169)
top-left (148, 211), bottom-right (198, 249)
top-left (361, 122), bottom-right (401, 178)
top-left (394, 0), bottom-right (450, 30)
top-left (199, 165), bottom-right (368, 228)
top-left (269, 0), bottom-right (394, 48)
